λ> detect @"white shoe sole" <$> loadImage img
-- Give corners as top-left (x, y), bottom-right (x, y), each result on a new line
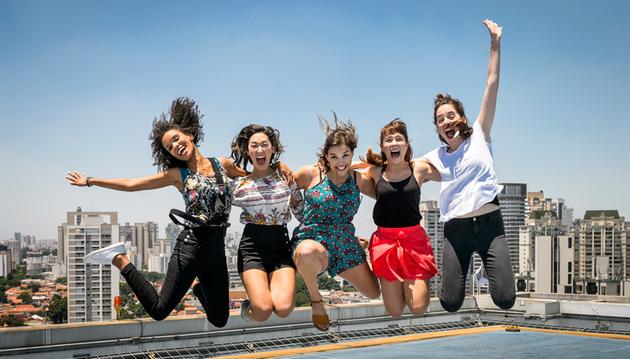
top-left (84, 242), bottom-right (126, 265)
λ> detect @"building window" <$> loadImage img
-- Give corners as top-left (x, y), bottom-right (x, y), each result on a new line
top-left (568, 262), bottom-right (572, 272)
top-left (568, 238), bottom-right (572, 248)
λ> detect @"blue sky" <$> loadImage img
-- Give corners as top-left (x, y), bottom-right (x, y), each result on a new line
top-left (1, 0), bottom-right (629, 240)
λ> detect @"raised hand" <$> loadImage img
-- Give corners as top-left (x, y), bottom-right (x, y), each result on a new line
top-left (65, 171), bottom-right (89, 187)
top-left (483, 19), bottom-right (502, 41)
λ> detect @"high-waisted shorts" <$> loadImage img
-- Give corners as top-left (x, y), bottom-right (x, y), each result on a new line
top-left (369, 224), bottom-right (437, 282)
top-left (237, 223), bottom-right (295, 274)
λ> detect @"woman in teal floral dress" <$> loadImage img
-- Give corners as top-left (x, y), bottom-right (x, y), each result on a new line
top-left (292, 115), bottom-right (380, 331)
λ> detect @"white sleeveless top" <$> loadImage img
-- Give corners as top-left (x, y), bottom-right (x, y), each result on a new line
top-left (422, 121), bottom-right (502, 223)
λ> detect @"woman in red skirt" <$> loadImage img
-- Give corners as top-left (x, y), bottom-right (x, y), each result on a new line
top-left (361, 120), bottom-right (440, 316)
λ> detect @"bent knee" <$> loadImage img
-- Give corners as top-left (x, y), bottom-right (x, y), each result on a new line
top-left (410, 302), bottom-right (429, 316)
top-left (274, 304), bottom-right (295, 318)
top-left (492, 292), bottom-right (516, 310)
top-left (440, 296), bottom-right (464, 313)
top-left (250, 303), bottom-right (274, 321)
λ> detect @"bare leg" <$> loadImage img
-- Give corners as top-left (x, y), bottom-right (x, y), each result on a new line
top-left (379, 279), bottom-right (405, 317)
top-left (404, 279), bottom-right (430, 315)
top-left (294, 240), bottom-right (329, 329)
top-left (268, 267), bottom-right (296, 318)
top-left (241, 269), bottom-right (273, 321)
top-left (339, 263), bottom-right (381, 299)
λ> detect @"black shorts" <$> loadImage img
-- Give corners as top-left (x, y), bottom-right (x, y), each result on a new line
top-left (237, 223), bottom-right (295, 274)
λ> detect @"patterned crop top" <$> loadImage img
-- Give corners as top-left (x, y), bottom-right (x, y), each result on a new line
top-left (179, 157), bottom-right (232, 224)
top-left (232, 169), bottom-right (304, 225)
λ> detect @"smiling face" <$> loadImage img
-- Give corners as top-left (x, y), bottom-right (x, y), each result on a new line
top-left (435, 103), bottom-right (467, 148)
top-left (381, 131), bottom-right (409, 165)
top-left (161, 129), bottom-right (195, 162)
top-left (325, 144), bottom-right (353, 177)
top-left (247, 131), bottom-right (274, 172)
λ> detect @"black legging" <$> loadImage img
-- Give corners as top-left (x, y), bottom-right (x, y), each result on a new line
top-left (120, 225), bottom-right (230, 326)
top-left (439, 209), bottom-right (516, 312)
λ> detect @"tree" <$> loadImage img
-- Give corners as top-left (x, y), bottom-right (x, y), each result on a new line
top-left (55, 277), bottom-right (67, 285)
top-left (0, 290), bottom-right (6, 303)
top-left (18, 291), bottom-right (32, 304)
top-left (30, 283), bottom-right (40, 293)
top-left (46, 294), bottom-right (67, 324)
top-left (318, 274), bottom-right (341, 291)
top-left (0, 314), bottom-right (25, 327)
top-left (295, 274), bottom-right (310, 307)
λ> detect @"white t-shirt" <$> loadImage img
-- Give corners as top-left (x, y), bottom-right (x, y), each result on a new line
top-left (422, 121), bottom-right (502, 222)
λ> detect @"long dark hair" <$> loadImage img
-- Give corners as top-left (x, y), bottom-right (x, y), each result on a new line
top-left (230, 124), bottom-right (284, 173)
top-left (149, 97), bottom-right (204, 171)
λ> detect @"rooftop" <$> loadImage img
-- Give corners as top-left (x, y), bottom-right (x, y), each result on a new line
top-left (1, 293), bottom-right (629, 358)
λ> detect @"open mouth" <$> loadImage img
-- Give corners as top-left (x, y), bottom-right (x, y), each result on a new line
top-left (255, 156), bottom-right (267, 166)
top-left (390, 149), bottom-right (401, 160)
top-left (335, 165), bottom-right (347, 172)
top-left (177, 145), bottom-right (186, 156)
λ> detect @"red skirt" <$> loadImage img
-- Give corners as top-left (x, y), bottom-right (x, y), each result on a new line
top-left (369, 224), bottom-right (437, 282)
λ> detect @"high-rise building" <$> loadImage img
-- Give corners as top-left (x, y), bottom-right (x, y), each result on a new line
top-left (60, 207), bottom-right (120, 323)
top-left (6, 240), bottom-right (21, 267)
top-left (165, 223), bottom-right (182, 253)
top-left (499, 183), bottom-right (527, 275)
top-left (14, 232), bottom-right (22, 249)
top-left (575, 210), bottom-right (628, 296)
top-left (420, 200), bottom-right (444, 298)
top-left (120, 222), bottom-right (158, 269)
top-left (0, 244), bottom-right (13, 277)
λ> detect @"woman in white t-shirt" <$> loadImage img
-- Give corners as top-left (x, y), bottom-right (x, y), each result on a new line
top-left (421, 19), bottom-right (516, 312)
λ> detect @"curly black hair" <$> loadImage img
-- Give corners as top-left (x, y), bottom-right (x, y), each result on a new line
top-left (317, 112), bottom-right (358, 172)
top-left (149, 97), bottom-right (205, 171)
top-left (230, 124), bottom-right (284, 173)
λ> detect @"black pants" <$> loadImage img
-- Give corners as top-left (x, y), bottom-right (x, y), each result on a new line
top-left (439, 209), bottom-right (516, 312)
top-left (120, 225), bottom-right (229, 326)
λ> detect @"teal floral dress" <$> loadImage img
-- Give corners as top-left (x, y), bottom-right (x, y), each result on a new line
top-left (292, 172), bottom-right (366, 277)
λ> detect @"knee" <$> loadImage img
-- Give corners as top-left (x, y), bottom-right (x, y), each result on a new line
top-left (250, 302), bottom-right (273, 322)
top-left (492, 291), bottom-right (516, 310)
top-left (274, 303), bottom-right (295, 318)
top-left (295, 244), bottom-right (323, 266)
top-left (410, 301), bottom-right (429, 316)
top-left (439, 295), bottom-right (464, 313)
top-left (364, 286), bottom-right (381, 300)
top-left (385, 306), bottom-right (404, 318)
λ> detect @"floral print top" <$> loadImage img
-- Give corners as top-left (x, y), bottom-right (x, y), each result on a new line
top-left (300, 174), bottom-right (361, 226)
top-left (180, 157), bottom-right (232, 224)
top-left (232, 169), bottom-right (304, 225)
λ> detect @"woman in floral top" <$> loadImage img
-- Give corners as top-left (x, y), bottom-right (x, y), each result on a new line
top-left (66, 98), bottom-right (246, 327)
top-left (230, 124), bottom-right (303, 322)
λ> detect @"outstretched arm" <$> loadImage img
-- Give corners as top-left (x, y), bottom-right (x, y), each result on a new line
top-left (219, 156), bottom-right (247, 179)
top-left (65, 169), bottom-right (181, 192)
top-left (477, 19), bottom-right (502, 140)
top-left (412, 159), bottom-right (441, 183)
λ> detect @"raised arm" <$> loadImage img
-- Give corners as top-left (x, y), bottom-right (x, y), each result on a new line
top-left (219, 156), bottom-right (247, 179)
top-left (65, 169), bottom-right (182, 192)
top-left (354, 170), bottom-right (376, 199)
top-left (412, 158), bottom-right (441, 183)
top-left (476, 19), bottom-right (502, 140)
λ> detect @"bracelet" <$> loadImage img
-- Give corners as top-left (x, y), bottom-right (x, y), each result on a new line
top-left (86, 177), bottom-right (93, 187)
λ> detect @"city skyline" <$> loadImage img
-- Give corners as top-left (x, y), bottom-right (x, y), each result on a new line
top-left (2, 0), bottom-right (630, 239)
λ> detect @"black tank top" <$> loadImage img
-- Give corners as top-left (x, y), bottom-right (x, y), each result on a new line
top-left (373, 174), bottom-right (422, 227)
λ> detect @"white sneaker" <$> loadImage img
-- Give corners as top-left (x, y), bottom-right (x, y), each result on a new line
top-left (84, 242), bottom-right (127, 265)
top-left (474, 264), bottom-right (489, 287)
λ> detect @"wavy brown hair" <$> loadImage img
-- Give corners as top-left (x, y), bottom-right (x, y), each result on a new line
top-left (230, 124), bottom-right (284, 173)
top-left (433, 93), bottom-right (473, 145)
top-left (149, 97), bottom-right (204, 171)
top-left (317, 112), bottom-right (358, 172)
top-left (362, 119), bottom-right (413, 170)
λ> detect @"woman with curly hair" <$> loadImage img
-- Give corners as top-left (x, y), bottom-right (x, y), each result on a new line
top-left (65, 97), bottom-right (245, 327)
top-left (291, 114), bottom-right (380, 331)
top-left (359, 119), bottom-right (440, 318)
top-left (421, 20), bottom-right (516, 312)
top-left (229, 124), bottom-right (303, 322)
